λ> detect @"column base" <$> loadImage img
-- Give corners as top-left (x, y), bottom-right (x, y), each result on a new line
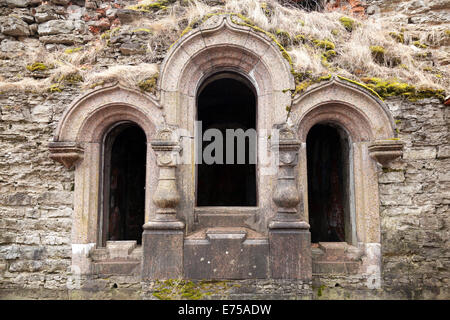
top-left (141, 220), bottom-right (185, 280)
top-left (269, 220), bottom-right (312, 280)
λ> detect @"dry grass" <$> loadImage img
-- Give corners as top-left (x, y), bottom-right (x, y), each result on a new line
top-left (1, 0), bottom-right (448, 94)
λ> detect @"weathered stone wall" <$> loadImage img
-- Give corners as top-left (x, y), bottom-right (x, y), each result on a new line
top-left (0, 0), bottom-right (449, 299)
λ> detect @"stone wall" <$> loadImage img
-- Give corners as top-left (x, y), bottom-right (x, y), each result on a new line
top-left (0, 0), bottom-right (449, 299)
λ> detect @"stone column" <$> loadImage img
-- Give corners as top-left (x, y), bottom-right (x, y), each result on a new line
top-left (268, 125), bottom-right (311, 280)
top-left (142, 127), bottom-right (185, 280)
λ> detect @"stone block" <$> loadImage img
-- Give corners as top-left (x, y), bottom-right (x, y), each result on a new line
top-left (184, 229), bottom-right (269, 279)
top-left (403, 147), bottom-right (437, 160)
top-left (92, 261), bottom-right (141, 276)
top-left (269, 228), bottom-right (311, 280)
top-left (141, 229), bottom-right (184, 280)
top-left (106, 240), bottom-right (136, 260)
top-left (37, 20), bottom-right (75, 36)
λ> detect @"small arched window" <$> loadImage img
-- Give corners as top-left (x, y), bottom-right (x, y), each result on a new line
top-left (100, 122), bottom-right (147, 246)
top-left (306, 123), bottom-right (355, 244)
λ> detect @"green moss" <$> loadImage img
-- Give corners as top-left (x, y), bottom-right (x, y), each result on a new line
top-left (293, 74), bottom-right (331, 96)
top-left (337, 75), bottom-right (384, 101)
top-left (64, 47), bottom-right (82, 54)
top-left (323, 50), bottom-right (336, 58)
top-left (313, 39), bottom-right (335, 50)
top-left (339, 16), bottom-right (355, 32)
top-left (152, 279), bottom-right (233, 300)
top-left (275, 29), bottom-right (291, 47)
top-left (293, 34), bottom-right (305, 45)
top-left (413, 41), bottom-right (427, 49)
top-left (48, 84), bottom-right (62, 93)
top-left (389, 32), bottom-right (404, 44)
top-left (127, 0), bottom-right (174, 12)
top-left (58, 72), bottom-right (83, 85)
top-left (89, 81), bottom-right (105, 89)
top-left (132, 28), bottom-right (153, 34)
top-left (317, 285), bottom-right (326, 297)
top-left (137, 73), bottom-right (159, 94)
top-left (26, 62), bottom-right (49, 72)
top-left (360, 77), bottom-right (445, 101)
top-left (101, 27), bottom-right (121, 40)
top-left (331, 29), bottom-right (339, 36)
top-left (370, 45), bottom-right (385, 64)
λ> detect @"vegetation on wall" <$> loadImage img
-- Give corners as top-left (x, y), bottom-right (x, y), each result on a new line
top-left (0, 0), bottom-right (447, 101)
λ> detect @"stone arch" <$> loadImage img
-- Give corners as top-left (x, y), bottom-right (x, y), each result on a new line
top-left (158, 14), bottom-right (295, 232)
top-left (54, 83), bottom-right (163, 144)
top-left (290, 77), bottom-right (403, 288)
top-left (159, 14), bottom-right (294, 126)
top-left (49, 84), bottom-right (164, 274)
top-left (293, 77), bottom-right (396, 142)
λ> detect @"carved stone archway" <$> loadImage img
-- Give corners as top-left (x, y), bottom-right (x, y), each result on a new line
top-left (291, 77), bottom-right (403, 288)
top-left (49, 83), bottom-right (164, 274)
top-left (158, 14), bottom-right (295, 233)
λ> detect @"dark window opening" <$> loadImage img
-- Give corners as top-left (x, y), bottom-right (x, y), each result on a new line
top-left (102, 123), bottom-right (146, 245)
top-left (196, 75), bottom-right (257, 206)
top-left (307, 123), bottom-right (352, 243)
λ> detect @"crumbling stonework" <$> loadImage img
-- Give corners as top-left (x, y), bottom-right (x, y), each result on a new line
top-left (0, 0), bottom-right (449, 299)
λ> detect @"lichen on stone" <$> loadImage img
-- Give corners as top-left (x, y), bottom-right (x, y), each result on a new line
top-left (360, 77), bottom-right (445, 101)
top-left (151, 279), bottom-right (232, 300)
top-left (137, 73), bottom-right (158, 94)
top-left (26, 62), bottom-right (50, 72)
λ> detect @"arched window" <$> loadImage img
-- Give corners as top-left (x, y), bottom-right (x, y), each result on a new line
top-left (101, 122), bottom-right (147, 245)
top-left (306, 123), bottom-right (354, 244)
top-left (196, 73), bottom-right (257, 207)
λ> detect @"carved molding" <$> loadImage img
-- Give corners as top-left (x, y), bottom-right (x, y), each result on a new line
top-left (270, 124), bottom-right (305, 227)
top-left (48, 142), bottom-right (84, 169)
top-left (368, 139), bottom-right (404, 166)
top-left (150, 127), bottom-right (182, 216)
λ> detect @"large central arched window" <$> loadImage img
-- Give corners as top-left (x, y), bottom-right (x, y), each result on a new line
top-left (101, 122), bottom-right (147, 245)
top-left (306, 123), bottom-right (354, 244)
top-left (196, 73), bottom-right (257, 206)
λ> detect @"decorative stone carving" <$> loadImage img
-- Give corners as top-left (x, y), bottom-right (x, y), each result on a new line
top-left (268, 124), bottom-right (311, 280)
top-left (48, 141), bottom-right (84, 169)
top-left (150, 127), bottom-right (182, 217)
top-left (142, 126), bottom-right (184, 280)
top-left (270, 125), bottom-right (304, 222)
top-left (368, 139), bottom-right (404, 166)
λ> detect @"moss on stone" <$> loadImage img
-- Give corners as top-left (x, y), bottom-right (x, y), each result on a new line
top-left (360, 77), bottom-right (445, 101)
top-left (151, 279), bottom-right (232, 300)
top-left (26, 62), bottom-right (50, 72)
top-left (132, 28), bottom-right (153, 34)
top-left (101, 27), bottom-right (121, 40)
top-left (48, 84), bottom-right (62, 93)
top-left (313, 39), bottom-right (335, 50)
top-left (275, 29), bottom-right (291, 47)
top-left (293, 74), bottom-right (331, 96)
top-left (58, 72), bottom-right (83, 85)
top-left (339, 16), bottom-right (355, 32)
top-left (389, 32), bottom-right (404, 44)
top-left (137, 73), bottom-right (159, 94)
top-left (293, 34), bottom-right (305, 45)
top-left (89, 81), bottom-right (105, 89)
top-left (370, 45), bottom-right (385, 64)
top-left (127, 0), bottom-right (174, 12)
top-left (337, 75), bottom-right (384, 101)
top-left (64, 47), bottom-right (82, 54)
